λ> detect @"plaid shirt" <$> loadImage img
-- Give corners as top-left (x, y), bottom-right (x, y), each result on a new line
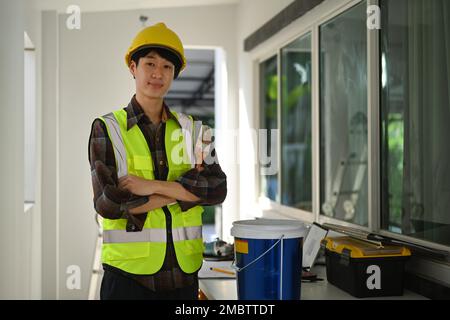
top-left (88, 95), bottom-right (227, 291)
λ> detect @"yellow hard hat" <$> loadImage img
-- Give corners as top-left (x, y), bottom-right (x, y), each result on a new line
top-left (125, 22), bottom-right (186, 75)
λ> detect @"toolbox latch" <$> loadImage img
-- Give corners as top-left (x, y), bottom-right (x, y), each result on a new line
top-left (340, 248), bottom-right (351, 266)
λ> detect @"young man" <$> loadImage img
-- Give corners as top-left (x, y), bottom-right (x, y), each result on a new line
top-left (88, 22), bottom-right (227, 300)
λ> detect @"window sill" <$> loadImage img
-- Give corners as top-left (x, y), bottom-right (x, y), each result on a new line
top-left (258, 196), bottom-right (315, 222)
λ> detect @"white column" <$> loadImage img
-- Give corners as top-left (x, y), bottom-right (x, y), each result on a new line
top-left (41, 10), bottom-right (60, 300)
top-left (0, 0), bottom-right (25, 299)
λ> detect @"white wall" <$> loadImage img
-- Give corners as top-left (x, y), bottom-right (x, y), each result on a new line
top-left (0, 0), bottom-right (45, 300)
top-left (0, 0), bottom-right (25, 299)
top-left (51, 3), bottom-right (238, 299)
top-left (24, 0), bottom-right (43, 300)
top-left (41, 10), bottom-right (61, 299)
top-left (236, 0), bottom-right (295, 221)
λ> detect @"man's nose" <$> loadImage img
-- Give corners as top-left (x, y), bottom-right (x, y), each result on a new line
top-left (152, 65), bottom-right (163, 79)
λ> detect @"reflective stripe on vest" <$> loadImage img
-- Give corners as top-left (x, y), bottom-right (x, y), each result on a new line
top-left (103, 112), bottom-right (128, 178)
top-left (172, 225), bottom-right (202, 242)
top-left (102, 225), bottom-right (202, 244)
top-left (103, 228), bottom-right (166, 243)
top-left (173, 112), bottom-right (203, 167)
top-left (193, 119), bottom-right (203, 166)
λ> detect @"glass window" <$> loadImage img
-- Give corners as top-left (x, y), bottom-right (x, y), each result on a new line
top-left (320, 1), bottom-right (368, 225)
top-left (280, 33), bottom-right (312, 211)
top-left (259, 55), bottom-right (279, 201)
top-left (381, 0), bottom-right (450, 246)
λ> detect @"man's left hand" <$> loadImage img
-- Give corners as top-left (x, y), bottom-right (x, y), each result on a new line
top-left (118, 175), bottom-right (155, 196)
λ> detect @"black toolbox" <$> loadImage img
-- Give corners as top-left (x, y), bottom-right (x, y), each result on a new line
top-left (321, 236), bottom-right (411, 298)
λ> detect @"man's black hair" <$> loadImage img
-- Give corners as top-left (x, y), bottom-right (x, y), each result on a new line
top-left (130, 47), bottom-right (182, 79)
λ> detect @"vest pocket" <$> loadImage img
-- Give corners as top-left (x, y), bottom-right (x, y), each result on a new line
top-left (182, 205), bottom-right (204, 225)
top-left (102, 242), bottom-right (150, 261)
top-left (131, 155), bottom-right (152, 170)
top-left (174, 238), bottom-right (204, 255)
top-left (128, 155), bottom-right (154, 179)
top-left (185, 239), bottom-right (205, 254)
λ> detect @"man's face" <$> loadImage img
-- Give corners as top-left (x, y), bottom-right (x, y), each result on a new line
top-left (129, 50), bottom-right (175, 99)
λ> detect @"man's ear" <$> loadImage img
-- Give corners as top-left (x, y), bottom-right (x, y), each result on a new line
top-left (129, 60), bottom-right (137, 79)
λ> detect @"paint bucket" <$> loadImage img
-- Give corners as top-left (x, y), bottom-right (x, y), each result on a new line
top-left (231, 219), bottom-right (307, 300)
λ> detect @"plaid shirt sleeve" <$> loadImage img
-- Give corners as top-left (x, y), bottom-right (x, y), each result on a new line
top-left (176, 125), bottom-right (227, 211)
top-left (88, 118), bottom-right (149, 219)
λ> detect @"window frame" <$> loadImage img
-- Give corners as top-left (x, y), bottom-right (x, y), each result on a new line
top-left (279, 32), bottom-right (313, 212)
top-left (375, 1), bottom-right (450, 253)
top-left (256, 28), bottom-right (315, 223)
top-left (253, 0), bottom-right (450, 255)
top-left (317, 0), bottom-right (372, 231)
top-left (256, 52), bottom-right (280, 203)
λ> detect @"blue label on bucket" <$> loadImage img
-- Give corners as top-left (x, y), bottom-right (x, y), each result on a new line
top-left (234, 237), bottom-right (303, 300)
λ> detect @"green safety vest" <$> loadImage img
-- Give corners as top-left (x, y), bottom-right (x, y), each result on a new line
top-left (98, 108), bottom-right (204, 275)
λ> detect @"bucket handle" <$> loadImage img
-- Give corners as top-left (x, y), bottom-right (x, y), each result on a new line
top-left (232, 235), bottom-right (285, 272)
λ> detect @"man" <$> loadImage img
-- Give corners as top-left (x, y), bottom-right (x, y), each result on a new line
top-left (88, 22), bottom-right (227, 300)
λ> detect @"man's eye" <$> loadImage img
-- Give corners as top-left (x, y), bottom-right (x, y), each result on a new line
top-left (165, 65), bottom-right (173, 69)
top-left (147, 63), bottom-right (155, 66)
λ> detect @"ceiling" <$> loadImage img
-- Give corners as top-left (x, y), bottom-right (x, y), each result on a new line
top-left (33, 0), bottom-right (219, 122)
top-left (166, 49), bottom-right (215, 122)
top-left (35, 0), bottom-right (239, 13)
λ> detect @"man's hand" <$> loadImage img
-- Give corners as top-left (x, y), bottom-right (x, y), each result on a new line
top-left (118, 175), bottom-right (156, 196)
top-left (128, 194), bottom-right (176, 215)
top-left (119, 175), bottom-right (200, 202)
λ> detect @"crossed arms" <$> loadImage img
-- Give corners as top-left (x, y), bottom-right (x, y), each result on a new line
top-left (89, 118), bottom-right (227, 219)
top-left (118, 173), bottom-right (201, 215)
